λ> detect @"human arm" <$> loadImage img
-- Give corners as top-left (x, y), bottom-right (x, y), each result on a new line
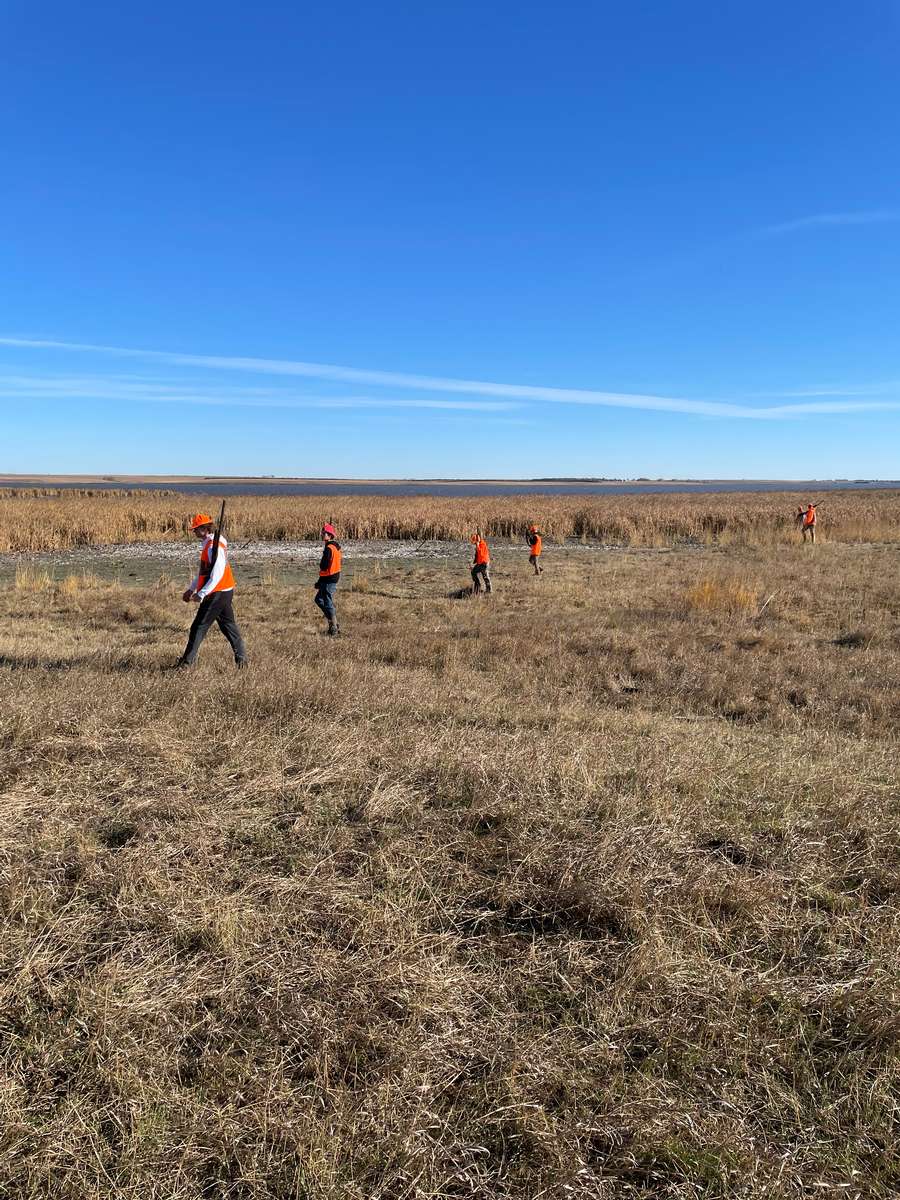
top-left (183, 564), bottom-right (201, 601)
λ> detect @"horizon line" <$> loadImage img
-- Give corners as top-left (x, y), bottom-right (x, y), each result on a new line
top-left (0, 472), bottom-right (895, 485)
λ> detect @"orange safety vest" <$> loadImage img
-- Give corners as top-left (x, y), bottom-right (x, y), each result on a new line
top-left (199, 535), bottom-right (236, 593)
top-left (803, 506), bottom-right (817, 527)
top-left (474, 539), bottom-right (490, 565)
top-left (529, 534), bottom-right (542, 556)
top-left (319, 542), bottom-right (342, 577)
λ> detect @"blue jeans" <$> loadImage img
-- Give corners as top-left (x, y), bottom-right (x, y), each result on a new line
top-left (314, 577), bottom-right (338, 623)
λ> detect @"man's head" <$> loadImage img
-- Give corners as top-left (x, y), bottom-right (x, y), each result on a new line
top-left (190, 513), bottom-right (213, 539)
top-left (470, 534), bottom-right (479, 545)
top-left (529, 524), bottom-right (538, 533)
top-left (322, 523), bottom-right (336, 542)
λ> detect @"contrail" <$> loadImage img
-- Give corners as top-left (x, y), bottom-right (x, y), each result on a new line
top-left (0, 372), bottom-right (517, 412)
top-left (1, 335), bottom-right (898, 419)
top-left (759, 210), bottom-right (900, 236)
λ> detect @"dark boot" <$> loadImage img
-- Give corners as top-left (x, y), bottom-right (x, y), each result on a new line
top-left (327, 620), bottom-right (340, 636)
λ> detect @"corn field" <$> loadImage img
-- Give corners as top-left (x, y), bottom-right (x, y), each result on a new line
top-left (0, 488), bottom-right (897, 551)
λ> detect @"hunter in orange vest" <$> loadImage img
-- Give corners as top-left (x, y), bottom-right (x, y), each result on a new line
top-left (470, 534), bottom-right (492, 593)
top-left (526, 524), bottom-right (543, 576)
top-left (315, 523), bottom-right (342, 635)
top-left (177, 513), bottom-right (246, 668)
top-left (800, 503), bottom-right (818, 544)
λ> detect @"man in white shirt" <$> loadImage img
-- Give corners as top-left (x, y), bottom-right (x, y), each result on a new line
top-left (177, 513), bottom-right (247, 668)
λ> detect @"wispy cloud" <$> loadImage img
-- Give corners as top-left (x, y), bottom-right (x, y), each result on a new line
top-left (0, 372), bottom-right (518, 412)
top-left (0, 336), bottom-right (744, 416)
top-left (748, 398), bottom-right (900, 415)
top-left (749, 381), bottom-right (900, 399)
top-left (759, 210), bottom-right (900, 236)
top-left (1, 335), bottom-right (899, 419)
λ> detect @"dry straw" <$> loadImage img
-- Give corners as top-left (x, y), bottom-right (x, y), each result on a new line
top-left (0, 487), bottom-right (898, 551)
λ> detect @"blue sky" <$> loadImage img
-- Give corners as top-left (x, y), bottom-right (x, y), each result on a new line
top-left (2, 1), bottom-right (899, 478)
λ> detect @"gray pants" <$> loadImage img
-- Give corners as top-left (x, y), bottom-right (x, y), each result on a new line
top-left (181, 591), bottom-right (246, 665)
top-left (471, 563), bottom-right (492, 593)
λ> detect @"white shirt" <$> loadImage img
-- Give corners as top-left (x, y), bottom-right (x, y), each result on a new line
top-left (190, 534), bottom-right (232, 600)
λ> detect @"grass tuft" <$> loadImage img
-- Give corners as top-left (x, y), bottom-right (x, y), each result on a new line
top-left (14, 563), bottom-right (53, 591)
top-left (684, 574), bottom-right (760, 614)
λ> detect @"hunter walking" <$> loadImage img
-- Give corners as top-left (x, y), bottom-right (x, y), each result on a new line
top-left (526, 524), bottom-right (543, 575)
top-left (315, 523), bottom-right (342, 635)
top-left (178, 512), bottom-right (247, 668)
top-left (800, 503), bottom-right (818, 544)
top-left (470, 533), bottom-right (492, 593)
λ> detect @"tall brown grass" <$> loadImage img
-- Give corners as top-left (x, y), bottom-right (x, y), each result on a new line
top-left (684, 575), bottom-right (760, 615)
top-left (0, 488), bottom-right (898, 551)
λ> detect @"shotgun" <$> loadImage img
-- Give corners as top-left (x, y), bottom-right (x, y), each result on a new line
top-left (204, 500), bottom-right (226, 589)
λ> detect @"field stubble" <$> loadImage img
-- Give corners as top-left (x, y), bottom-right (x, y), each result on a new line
top-left (0, 529), bottom-right (899, 1199)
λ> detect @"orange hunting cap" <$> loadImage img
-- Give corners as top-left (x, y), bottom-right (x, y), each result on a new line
top-left (322, 523), bottom-right (336, 536)
top-left (529, 524), bottom-right (538, 532)
top-left (190, 513), bottom-right (213, 530)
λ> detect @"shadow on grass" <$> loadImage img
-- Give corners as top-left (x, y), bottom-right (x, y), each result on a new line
top-left (347, 588), bottom-right (410, 600)
top-left (0, 653), bottom-right (166, 674)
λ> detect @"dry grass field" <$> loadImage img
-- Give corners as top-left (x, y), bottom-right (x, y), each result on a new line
top-left (1, 519), bottom-right (899, 1197)
top-left (1, 488), bottom-right (900, 551)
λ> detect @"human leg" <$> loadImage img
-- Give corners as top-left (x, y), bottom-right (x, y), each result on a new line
top-left (315, 579), bottom-right (338, 631)
top-left (180, 595), bottom-right (218, 665)
top-left (215, 593), bottom-right (247, 664)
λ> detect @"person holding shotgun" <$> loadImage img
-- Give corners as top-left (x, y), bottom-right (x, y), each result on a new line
top-left (526, 524), bottom-right (543, 576)
top-left (470, 533), bottom-right (492, 593)
top-left (176, 507), bottom-right (247, 668)
top-left (800, 502), bottom-right (819, 544)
